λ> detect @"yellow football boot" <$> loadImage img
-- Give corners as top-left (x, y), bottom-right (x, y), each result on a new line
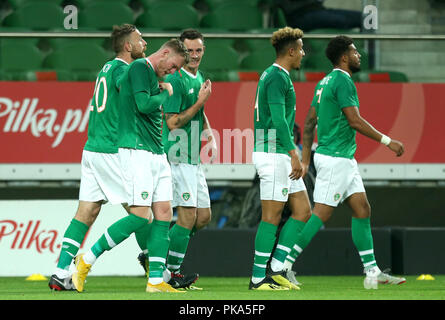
top-left (72, 254), bottom-right (92, 293)
top-left (146, 281), bottom-right (186, 293)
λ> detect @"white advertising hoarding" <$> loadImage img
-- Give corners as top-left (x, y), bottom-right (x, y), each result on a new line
top-left (0, 200), bottom-right (143, 277)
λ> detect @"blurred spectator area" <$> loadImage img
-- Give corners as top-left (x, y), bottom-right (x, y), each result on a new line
top-left (0, 0), bottom-right (444, 82)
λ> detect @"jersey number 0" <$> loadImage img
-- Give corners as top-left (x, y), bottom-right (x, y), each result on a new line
top-left (91, 76), bottom-right (108, 113)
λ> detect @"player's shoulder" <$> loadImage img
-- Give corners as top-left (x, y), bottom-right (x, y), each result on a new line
top-left (111, 58), bottom-right (129, 72)
top-left (332, 69), bottom-right (354, 84)
top-left (167, 70), bottom-right (182, 81)
top-left (98, 59), bottom-right (116, 73)
top-left (165, 70), bottom-right (184, 88)
top-left (263, 64), bottom-right (288, 83)
top-left (129, 58), bottom-right (151, 70)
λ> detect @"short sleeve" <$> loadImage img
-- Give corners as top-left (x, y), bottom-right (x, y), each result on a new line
top-left (112, 64), bottom-right (127, 90)
top-left (310, 83), bottom-right (321, 107)
top-left (163, 76), bottom-right (183, 114)
top-left (266, 73), bottom-right (287, 105)
top-left (336, 76), bottom-right (359, 108)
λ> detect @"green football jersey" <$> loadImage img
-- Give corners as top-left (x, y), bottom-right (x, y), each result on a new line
top-left (118, 58), bottom-right (166, 154)
top-left (162, 68), bottom-right (205, 165)
top-left (84, 58), bottom-right (128, 153)
top-left (253, 63), bottom-right (297, 155)
top-left (310, 68), bottom-right (360, 159)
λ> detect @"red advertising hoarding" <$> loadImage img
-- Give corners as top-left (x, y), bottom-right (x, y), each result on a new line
top-left (0, 81), bottom-right (444, 164)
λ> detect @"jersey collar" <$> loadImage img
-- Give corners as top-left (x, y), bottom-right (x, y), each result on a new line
top-left (333, 68), bottom-right (351, 77)
top-left (145, 58), bottom-right (154, 69)
top-left (181, 67), bottom-right (198, 79)
top-left (272, 63), bottom-right (289, 75)
top-left (114, 57), bottom-right (129, 65)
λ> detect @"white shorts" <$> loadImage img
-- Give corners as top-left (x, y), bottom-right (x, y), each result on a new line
top-left (252, 152), bottom-right (307, 202)
top-left (170, 163), bottom-right (210, 208)
top-left (313, 153), bottom-right (365, 207)
top-left (118, 148), bottom-right (172, 206)
top-left (78, 150), bottom-right (127, 205)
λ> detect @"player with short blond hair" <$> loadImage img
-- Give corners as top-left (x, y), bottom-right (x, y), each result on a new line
top-left (71, 39), bottom-right (189, 293)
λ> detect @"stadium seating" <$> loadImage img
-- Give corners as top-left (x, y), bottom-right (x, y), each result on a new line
top-left (73, 0), bottom-right (132, 9)
top-left (143, 37), bottom-right (171, 55)
top-left (0, 37), bottom-right (40, 47)
top-left (43, 43), bottom-right (111, 81)
top-left (2, 1), bottom-right (64, 30)
top-left (242, 37), bottom-right (270, 52)
top-left (202, 0), bottom-right (260, 10)
top-left (199, 44), bottom-right (239, 73)
top-left (200, 2), bottom-right (263, 31)
top-left (78, 1), bottom-right (135, 31)
top-left (46, 36), bottom-right (106, 51)
top-left (0, 42), bottom-right (44, 80)
top-left (239, 49), bottom-right (275, 72)
top-left (136, 2), bottom-right (199, 30)
top-left (268, 5), bottom-right (287, 28)
top-left (139, 0), bottom-right (196, 9)
top-left (6, 0), bottom-right (64, 9)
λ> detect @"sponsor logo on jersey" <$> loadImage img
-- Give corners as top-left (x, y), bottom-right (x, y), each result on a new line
top-left (188, 88), bottom-right (194, 94)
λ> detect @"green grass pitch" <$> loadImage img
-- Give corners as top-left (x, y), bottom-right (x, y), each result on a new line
top-left (1, 275), bottom-right (444, 300)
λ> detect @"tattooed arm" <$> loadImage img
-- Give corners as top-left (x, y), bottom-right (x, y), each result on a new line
top-left (165, 79), bottom-right (212, 130)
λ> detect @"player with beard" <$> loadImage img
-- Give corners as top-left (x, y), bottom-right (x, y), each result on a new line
top-left (72, 39), bottom-right (189, 293)
top-left (292, 35), bottom-right (406, 289)
top-left (49, 24), bottom-right (147, 291)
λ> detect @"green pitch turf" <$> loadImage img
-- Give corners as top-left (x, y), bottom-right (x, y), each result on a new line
top-left (1, 275), bottom-right (444, 300)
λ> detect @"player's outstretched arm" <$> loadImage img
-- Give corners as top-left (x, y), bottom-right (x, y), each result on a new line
top-left (343, 106), bottom-right (405, 157)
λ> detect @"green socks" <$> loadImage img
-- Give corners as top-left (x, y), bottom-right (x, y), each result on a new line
top-left (147, 219), bottom-right (171, 285)
top-left (55, 219), bottom-right (89, 277)
top-left (134, 221), bottom-right (152, 254)
top-left (284, 214), bottom-right (324, 268)
top-left (167, 223), bottom-right (191, 273)
top-left (351, 217), bottom-right (377, 270)
top-left (251, 221), bottom-right (277, 283)
top-left (84, 214), bottom-right (149, 264)
top-left (271, 217), bottom-right (306, 271)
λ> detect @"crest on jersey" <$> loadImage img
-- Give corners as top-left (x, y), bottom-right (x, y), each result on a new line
top-left (282, 188), bottom-right (288, 196)
top-left (141, 191), bottom-right (149, 200)
top-left (334, 193), bottom-right (341, 201)
top-left (182, 192), bottom-right (191, 201)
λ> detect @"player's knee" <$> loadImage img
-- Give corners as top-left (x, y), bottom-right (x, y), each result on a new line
top-left (354, 201), bottom-right (371, 219)
top-left (291, 203), bottom-right (311, 222)
top-left (196, 209), bottom-right (211, 228)
top-left (177, 207), bottom-right (197, 228)
top-left (261, 214), bottom-right (281, 226)
top-left (74, 201), bottom-right (102, 226)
